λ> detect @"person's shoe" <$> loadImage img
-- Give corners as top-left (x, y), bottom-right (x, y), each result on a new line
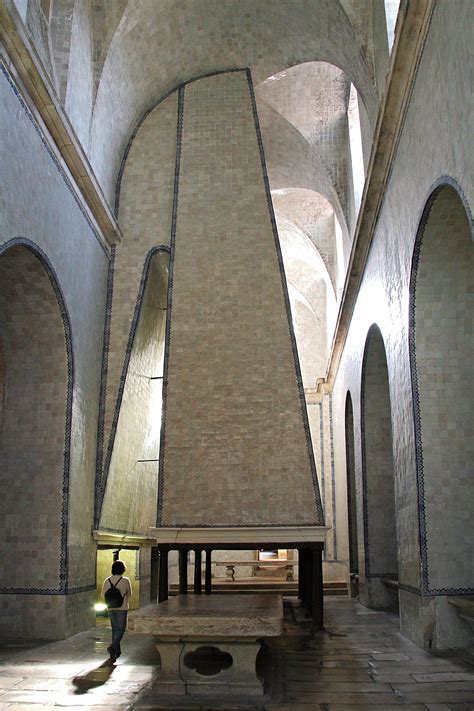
top-left (107, 646), bottom-right (117, 663)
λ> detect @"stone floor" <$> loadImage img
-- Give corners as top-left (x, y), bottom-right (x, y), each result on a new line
top-left (0, 597), bottom-right (473, 710)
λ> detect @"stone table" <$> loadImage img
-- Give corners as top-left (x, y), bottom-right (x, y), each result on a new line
top-left (128, 593), bottom-right (283, 697)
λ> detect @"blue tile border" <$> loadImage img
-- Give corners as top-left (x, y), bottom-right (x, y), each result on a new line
top-left (1, 63), bottom-right (109, 259)
top-left (94, 245), bottom-right (116, 525)
top-left (0, 237), bottom-right (74, 595)
top-left (0, 584), bottom-right (96, 595)
top-left (156, 84), bottom-right (184, 527)
top-left (96, 244), bottom-right (171, 528)
top-left (409, 175), bottom-right (474, 597)
top-left (318, 401), bottom-right (326, 517)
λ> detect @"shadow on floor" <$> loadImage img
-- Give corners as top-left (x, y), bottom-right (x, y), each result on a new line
top-left (72, 659), bottom-right (115, 694)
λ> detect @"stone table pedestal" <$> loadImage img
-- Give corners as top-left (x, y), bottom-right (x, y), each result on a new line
top-left (128, 593), bottom-right (283, 697)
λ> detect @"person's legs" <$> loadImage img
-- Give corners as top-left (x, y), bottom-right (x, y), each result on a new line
top-left (108, 611), bottom-right (128, 660)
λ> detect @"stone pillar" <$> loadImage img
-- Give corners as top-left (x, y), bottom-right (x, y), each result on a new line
top-left (158, 547), bottom-right (169, 603)
top-left (194, 549), bottom-right (202, 594)
top-left (179, 550), bottom-right (188, 594)
top-left (205, 550), bottom-right (212, 594)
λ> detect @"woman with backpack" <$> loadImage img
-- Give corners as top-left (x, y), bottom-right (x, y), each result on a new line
top-left (101, 560), bottom-right (132, 663)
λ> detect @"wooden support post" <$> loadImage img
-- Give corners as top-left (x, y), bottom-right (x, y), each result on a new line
top-left (158, 547), bottom-right (169, 603)
top-left (298, 548), bottom-right (304, 600)
top-left (205, 549), bottom-right (212, 594)
top-left (312, 547), bottom-right (324, 630)
top-left (179, 549), bottom-right (188, 594)
top-left (305, 548), bottom-right (313, 615)
top-left (194, 549), bottom-right (202, 594)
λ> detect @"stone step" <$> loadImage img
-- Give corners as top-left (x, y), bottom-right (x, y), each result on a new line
top-left (169, 580), bottom-right (348, 596)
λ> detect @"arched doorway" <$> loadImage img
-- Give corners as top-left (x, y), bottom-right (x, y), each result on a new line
top-left (0, 242), bottom-right (72, 637)
top-left (360, 324), bottom-right (398, 610)
top-left (345, 391), bottom-right (359, 596)
top-left (410, 183), bottom-right (473, 600)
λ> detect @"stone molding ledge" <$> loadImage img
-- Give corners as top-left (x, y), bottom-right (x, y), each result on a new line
top-left (323, 0), bottom-right (436, 393)
top-left (148, 526), bottom-right (330, 546)
top-left (0, 0), bottom-right (121, 247)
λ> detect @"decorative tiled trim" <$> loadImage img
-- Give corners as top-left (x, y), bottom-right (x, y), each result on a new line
top-left (328, 393), bottom-right (338, 560)
top-left (1, 63), bottom-right (109, 258)
top-left (96, 244), bottom-right (171, 525)
top-left (94, 245), bottom-right (115, 527)
top-left (409, 175), bottom-right (474, 597)
top-left (0, 237), bottom-right (74, 595)
top-left (318, 401), bottom-right (326, 516)
top-left (114, 68), bottom-right (248, 217)
top-left (156, 84), bottom-right (185, 527)
top-left (0, 584), bottom-right (96, 596)
top-left (0, 587), bottom-right (67, 595)
top-left (246, 68), bottom-right (324, 526)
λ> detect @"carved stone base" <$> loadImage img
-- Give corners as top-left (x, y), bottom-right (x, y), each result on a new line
top-left (154, 639), bottom-right (263, 696)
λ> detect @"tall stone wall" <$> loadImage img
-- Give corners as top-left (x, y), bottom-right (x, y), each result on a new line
top-left (331, 0), bottom-right (473, 650)
top-left (0, 63), bottom-right (108, 637)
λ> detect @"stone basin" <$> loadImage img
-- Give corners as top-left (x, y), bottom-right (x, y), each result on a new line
top-left (128, 593), bottom-right (283, 696)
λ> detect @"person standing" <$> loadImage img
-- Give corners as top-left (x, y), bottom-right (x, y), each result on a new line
top-left (101, 560), bottom-right (132, 663)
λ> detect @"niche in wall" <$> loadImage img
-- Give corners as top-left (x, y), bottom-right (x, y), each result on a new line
top-left (411, 184), bottom-right (474, 594)
top-left (361, 324), bottom-right (399, 607)
top-left (0, 244), bottom-right (71, 593)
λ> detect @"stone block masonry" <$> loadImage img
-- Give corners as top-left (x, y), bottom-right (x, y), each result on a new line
top-left (159, 70), bottom-right (323, 528)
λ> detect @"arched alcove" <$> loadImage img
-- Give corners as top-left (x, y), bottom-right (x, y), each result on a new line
top-left (0, 242), bottom-right (72, 600)
top-left (410, 183), bottom-right (474, 595)
top-left (360, 324), bottom-right (398, 610)
top-left (345, 391), bottom-right (359, 596)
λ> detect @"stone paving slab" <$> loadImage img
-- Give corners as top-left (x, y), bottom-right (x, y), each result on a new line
top-left (403, 690), bottom-right (474, 703)
top-left (285, 691), bottom-right (407, 703)
top-left (285, 681), bottom-right (393, 692)
top-left (3, 708), bottom-right (129, 711)
top-left (0, 598), bottom-right (473, 709)
top-left (322, 706), bottom-right (429, 711)
top-left (413, 671), bottom-right (474, 682)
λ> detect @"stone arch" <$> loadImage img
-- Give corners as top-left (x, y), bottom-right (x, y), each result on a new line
top-left (344, 390), bottom-right (359, 593)
top-left (0, 239), bottom-right (73, 597)
top-left (360, 323), bottom-right (398, 609)
top-left (409, 180), bottom-right (474, 595)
